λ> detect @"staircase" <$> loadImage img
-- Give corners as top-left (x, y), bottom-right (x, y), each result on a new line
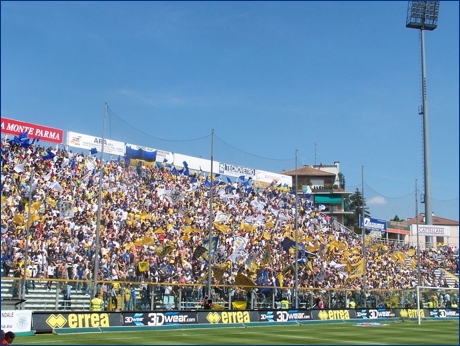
top-left (1, 278), bottom-right (91, 311)
top-left (433, 268), bottom-right (459, 288)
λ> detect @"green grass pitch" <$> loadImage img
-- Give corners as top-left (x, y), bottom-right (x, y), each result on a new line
top-left (15, 320), bottom-right (459, 345)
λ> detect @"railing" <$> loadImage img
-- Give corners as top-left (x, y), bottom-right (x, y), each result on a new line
top-left (2, 276), bottom-right (458, 311)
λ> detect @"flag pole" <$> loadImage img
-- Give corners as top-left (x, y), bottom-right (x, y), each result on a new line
top-left (294, 149), bottom-right (299, 308)
top-left (92, 102), bottom-right (107, 298)
top-left (207, 129), bottom-right (214, 299)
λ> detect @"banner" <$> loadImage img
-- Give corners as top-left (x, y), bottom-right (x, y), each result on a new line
top-left (67, 131), bottom-right (125, 155)
top-left (394, 308), bottom-right (429, 319)
top-left (359, 216), bottom-right (387, 232)
top-left (1, 310), bottom-right (32, 333)
top-left (411, 225), bottom-right (451, 237)
top-left (197, 310), bottom-right (259, 324)
top-left (122, 311), bottom-right (197, 326)
top-left (311, 309), bottom-right (356, 321)
top-left (259, 309), bottom-right (311, 322)
top-left (355, 308), bottom-right (396, 319)
top-left (427, 309), bottom-right (459, 318)
top-left (1, 117), bottom-right (63, 144)
top-left (218, 162), bottom-right (255, 178)
top-left (32, 312), bottom-right (121, 332)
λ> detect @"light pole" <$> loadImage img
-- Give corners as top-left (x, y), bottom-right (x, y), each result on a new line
top-left (406, 1), bottom-right (440, 247)
top-left (21, 168), bottom-right (34, 304)
top-left (92, 102), bottom-right (107, 298)
top-left (415, 179), bottom-right (421, 286)
top-left (361, 166), bottom-right (366, 308)
top-left (207, 129), bottom-right (214, 299)
top-left (294, 149), bottom-right (299, 309)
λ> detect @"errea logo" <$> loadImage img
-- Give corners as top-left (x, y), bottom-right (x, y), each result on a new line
top-left (206, 312), bottom-right (221, 323)
top-left (46, 314), bottom-right (67, 328)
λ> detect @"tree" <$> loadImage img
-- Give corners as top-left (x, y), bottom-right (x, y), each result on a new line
top-left (391, 215), bottom-right (401, 222)
top-left (344, 188), bottom-right (370, 231)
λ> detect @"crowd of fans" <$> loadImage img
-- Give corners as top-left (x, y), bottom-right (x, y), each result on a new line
top-left (1, 137), bottom-right (458, 310)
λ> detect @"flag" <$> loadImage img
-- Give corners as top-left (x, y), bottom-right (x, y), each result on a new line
top-left (154, 244), bottom-right (174, 257)
top-left (50, 182), bottom-right (63, 192)
top-left (90, 148), bottom-right (98, 155)
top-left (13, 214), bottom-right (25, 225)
top-left (182, 161), bottom-right (190, 176)
top-left (138, 261), bottom-right (149, 272)
top-left (235, 272), bottom-right (256, 288)
top-left (203, 236), bottom-right (219, 256)
top-left (42, 151), bottom-right (56, 160)
top-left (192, 246), bottom-right (208, 262)
top-left (347, 258), bottom-right (365, 279)
top-left (261, 243), bottom-right (271, 266)
top-left (256, 269), bottom-right (270, 293)
top-left (13, 164), bottom-right (25, 173)
top-left (59, 201), bottom-right (74, 220)
top-left (232, 301), bottom-right (247, 310)
top-left (159, 264), bottom-right (173, 278)
top-left (281, 237), bottom-right (295, 253)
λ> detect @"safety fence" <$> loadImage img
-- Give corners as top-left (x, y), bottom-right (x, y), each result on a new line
top-left (2, 277), bottom-right (459, 312)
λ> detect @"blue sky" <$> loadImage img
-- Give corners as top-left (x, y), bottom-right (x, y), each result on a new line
top-left (1, 1), bottom-right (458, 222)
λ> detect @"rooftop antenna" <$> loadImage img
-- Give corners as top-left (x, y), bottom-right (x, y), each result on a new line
top-left (314, 142), bottom-right (317, 165)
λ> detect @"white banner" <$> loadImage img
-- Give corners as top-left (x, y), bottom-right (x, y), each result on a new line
top-left (67, 131), bottom-right (125, 155)
top-left (1, 310), bottom-right (32, 333)
top-left (218, 162), bottom-right (256, 178)
top-left (255, 170), bottom-right (292, 187)
top-left (411, 225), bottom-right (451, 237)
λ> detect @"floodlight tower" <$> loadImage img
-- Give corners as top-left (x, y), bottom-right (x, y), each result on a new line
top-left (406, 1), bottom-right (439, 242)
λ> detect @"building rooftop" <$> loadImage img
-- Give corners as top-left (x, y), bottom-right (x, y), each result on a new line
top-left (282, 165), bottom-right (335, 177)
top-left (403, 214), bottom-right (459, 226)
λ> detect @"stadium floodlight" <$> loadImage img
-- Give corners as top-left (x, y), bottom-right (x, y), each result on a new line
top-left (406, 1), bottom-right (440, 236)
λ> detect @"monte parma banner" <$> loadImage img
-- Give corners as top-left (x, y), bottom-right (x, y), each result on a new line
top-left (1, 117), bottom-right (63, 144)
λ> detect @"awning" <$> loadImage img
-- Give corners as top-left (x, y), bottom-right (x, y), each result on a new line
top-left (314, 195), bottom-right (342, 204)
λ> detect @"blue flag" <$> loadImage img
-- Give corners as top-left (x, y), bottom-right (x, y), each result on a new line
top-left (90, 148), bottom-right (98, 155)
top-left (41, 151), bottom-right (56, 160)
top-left (281, 237), bottom-right (295, 253)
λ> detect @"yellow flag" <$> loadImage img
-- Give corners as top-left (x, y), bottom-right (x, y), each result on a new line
top-left (154, 228), bottom-right (165, 234)
top-left (410, 258), bottom-right (417, 270)
top-left (348, 258), bottom-right (365, 279)
top-left (183, 226), bottom-right (194, 233)
top-left (263, 232), bottom-right (271, 240)
top-left (213, 222), bottom-right (230, 233)
top-left (32, 201), bottom-right (42, 211)
top-left (142, 236), bottom-right (154, 246)
top-left (408, 248), bottom-right (416, 257)
top-left (138, 261), bottom-right (149, 272)
top-left (13, 214), bottom-right (24, 225)
top-left (265, 221), bottom-right (274, 229)
top-left (277, 273), bottom-right (284, 288)
top-left (232, 301), bottom-right (247, 310)
top-left (235, 272), bottom-right (256, 288)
